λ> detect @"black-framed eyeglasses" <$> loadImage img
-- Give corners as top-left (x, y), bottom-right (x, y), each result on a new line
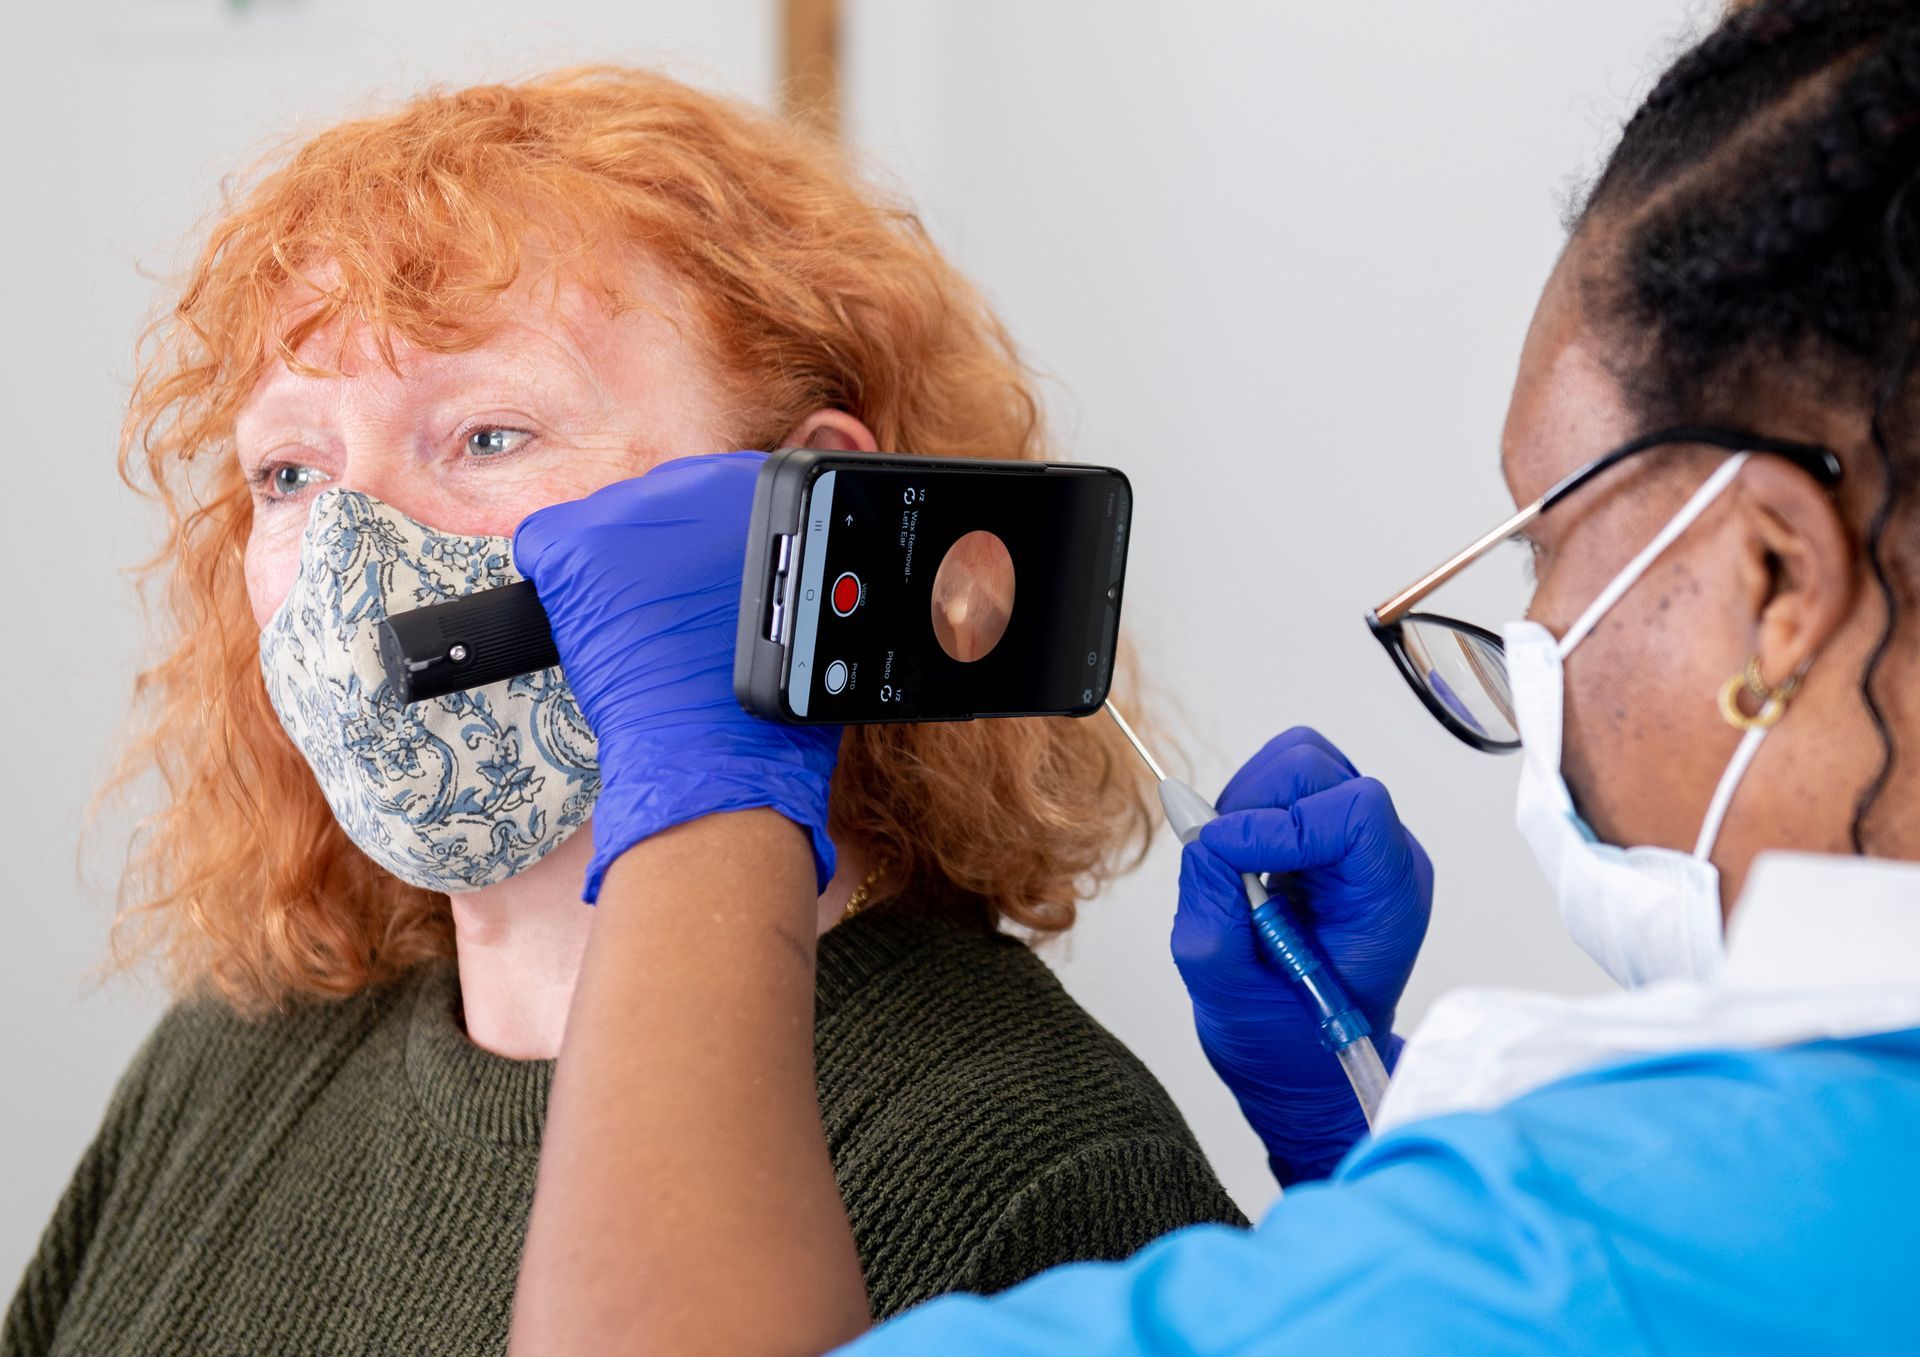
top-left (1365, 425), bottom-right (1844, 754)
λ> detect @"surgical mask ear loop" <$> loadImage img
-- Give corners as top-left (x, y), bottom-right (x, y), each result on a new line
top-left (1556, 456), bottom-right (1752, 658)
top-left (1547, 454), bottom-right (1764, 866)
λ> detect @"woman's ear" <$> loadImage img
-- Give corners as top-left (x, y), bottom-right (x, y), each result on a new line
top-left (782, 410), bottom-right (880, 453)
top-left (1739, 455), bottom-right (1856, 685)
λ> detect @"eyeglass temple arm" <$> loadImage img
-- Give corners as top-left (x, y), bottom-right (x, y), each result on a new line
top-left (1368, 427), bottom-right (1840, 629)
top-left (1370, 498), bottom-right (1543, 628)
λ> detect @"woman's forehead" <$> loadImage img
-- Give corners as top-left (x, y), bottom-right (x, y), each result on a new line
top-left (238, 261), bottom-right (690, 422)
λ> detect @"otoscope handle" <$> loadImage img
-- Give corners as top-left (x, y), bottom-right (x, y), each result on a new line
top-left (1159, 777), bottom-right (1372, 1054)
top-left (1158, 778), bottom-right (1227, 845)
top-left (377, 581), bottom-right (559, 703)
top-left (1248, 898), bottom-right (1372, 1053)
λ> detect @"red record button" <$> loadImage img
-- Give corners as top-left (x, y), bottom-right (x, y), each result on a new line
top-left (830, 572), bottom-right (862, 617)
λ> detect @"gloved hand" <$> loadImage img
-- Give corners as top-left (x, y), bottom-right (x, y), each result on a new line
top-left (1172, 728), bottom-right (1431, 1185)
top-left (514, 452), bottom-right (842, 902)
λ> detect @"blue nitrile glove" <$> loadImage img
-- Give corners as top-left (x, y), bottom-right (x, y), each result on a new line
top-left (1172, 728), bottom-right (1431, 1185)
top-left (514, 452), bottom-right (842, 902)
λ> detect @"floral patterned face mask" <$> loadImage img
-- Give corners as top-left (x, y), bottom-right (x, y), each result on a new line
top-left (259, 489), bottom-right (600, 892)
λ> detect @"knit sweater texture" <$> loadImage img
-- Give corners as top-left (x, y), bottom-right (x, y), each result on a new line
top-left (4, 901), bottom-right (1244, 1356)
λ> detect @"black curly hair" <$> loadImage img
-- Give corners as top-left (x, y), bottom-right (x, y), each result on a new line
top-left (1575, 0), bottom-right (1920, 852)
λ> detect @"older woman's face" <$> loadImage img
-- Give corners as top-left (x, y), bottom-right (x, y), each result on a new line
top-left (236, 266), bottom-right (739, 626)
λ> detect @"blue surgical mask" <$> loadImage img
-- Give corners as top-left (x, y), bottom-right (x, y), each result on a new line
top-left (259, 489), bottom-right (600, 892)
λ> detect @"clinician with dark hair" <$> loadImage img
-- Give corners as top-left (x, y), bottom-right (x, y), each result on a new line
top-left (506, 3), bottom-right (1920, 1352)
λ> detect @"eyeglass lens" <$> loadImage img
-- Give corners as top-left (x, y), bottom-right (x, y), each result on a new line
top-left (1400, 619), bottom-right (1518, 745)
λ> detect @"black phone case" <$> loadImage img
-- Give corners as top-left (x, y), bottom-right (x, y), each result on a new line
top-left (730, 448), bottom-right (1129, 724)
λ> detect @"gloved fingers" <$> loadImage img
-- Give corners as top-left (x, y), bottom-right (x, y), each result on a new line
top-left (647, 448), bottom-right (768, 480)
top-left (1204, 779), bottom-right (1431, 965)
top-left (1176, 838), bottom-right (1253, 923)
top-left (1171, 840), bottom-right (1257, 968)
top-left (513, 452), bottom-right (764, 572)
top-left (615, 450), bottom-right (766, 534)
top-left (1197, 776), bottom-right (1410, 883)
top-left (1215, 734), bottom-right (1358, 815)
top-left (1330, 776), bottom-right (1433, 905)
top-left (511, 500), bottom-right (574, 576)
top-left (1407, 830), bottom-right (1436, 901)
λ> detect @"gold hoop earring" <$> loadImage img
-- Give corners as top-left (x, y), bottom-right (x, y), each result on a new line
top-left (840, 866), bottom-right (885, 923)
top-left (1718, 656), bottom-right (1800, 732)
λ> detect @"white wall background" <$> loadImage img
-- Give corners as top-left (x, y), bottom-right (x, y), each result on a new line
top-left (2, 0), bottom-right (1716, 1288)
top-left (840, 0), bottom-right (1716, 1216)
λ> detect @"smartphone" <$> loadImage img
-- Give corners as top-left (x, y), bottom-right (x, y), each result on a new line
top-left (733, 450), bottom-right (1131, 723)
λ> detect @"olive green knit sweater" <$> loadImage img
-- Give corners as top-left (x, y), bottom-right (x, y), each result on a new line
top-left (4, 901), bottom-right (1244, 1356)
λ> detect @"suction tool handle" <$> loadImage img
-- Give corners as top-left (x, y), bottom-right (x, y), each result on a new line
top-left (377, 581), bottom-right (559, 703)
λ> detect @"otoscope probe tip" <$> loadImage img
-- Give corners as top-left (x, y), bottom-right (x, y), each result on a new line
top-left (1103, 699), bottom-right (1167, 783)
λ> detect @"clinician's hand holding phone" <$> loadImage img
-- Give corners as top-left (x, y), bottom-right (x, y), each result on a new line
top-left (505, 453), bottom-right (843, 898)
top-left (379, 449), bottom-right (1132, 726)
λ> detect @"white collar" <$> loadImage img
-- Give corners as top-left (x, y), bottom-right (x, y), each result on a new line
top-left (1722, 852), bottom-right (1920, 990)
top-left (1374, 852), bottom-right (1920, 1133)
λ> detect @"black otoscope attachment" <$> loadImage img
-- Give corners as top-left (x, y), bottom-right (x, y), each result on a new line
top-left (377, 582), bottom-right (558, 703)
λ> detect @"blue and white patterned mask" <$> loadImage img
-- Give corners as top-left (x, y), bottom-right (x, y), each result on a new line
top-left (259, 489), bottom-right (599, 892)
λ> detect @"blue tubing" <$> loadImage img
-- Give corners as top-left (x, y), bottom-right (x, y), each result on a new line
top-left (1249, 897), bottom-right (1373, 1054)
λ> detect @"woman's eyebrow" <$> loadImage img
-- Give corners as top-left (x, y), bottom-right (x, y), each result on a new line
top-left (1496, 444), bottom-right (1528, 505)
top-left (422, 376), bottom-right (568, 436)
top-left (433, 329), bottom-right (601, 404)
top-left (233, 390), bottom-right (322, 448)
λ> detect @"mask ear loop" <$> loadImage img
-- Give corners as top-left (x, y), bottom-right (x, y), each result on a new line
top-left (1539, 453), bottom-right (1756, 862)
top-left (1693, 726), bottom-right (1769, 860)
top-left (1557, 455), bottom-right (1751, 657)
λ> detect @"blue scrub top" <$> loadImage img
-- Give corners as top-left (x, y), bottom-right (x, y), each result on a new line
top-left (840, 1027), bottom-right (1920, 1356)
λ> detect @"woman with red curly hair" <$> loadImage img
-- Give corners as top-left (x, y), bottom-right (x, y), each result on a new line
top-left (2, 68), bottom-right (1240, 1356)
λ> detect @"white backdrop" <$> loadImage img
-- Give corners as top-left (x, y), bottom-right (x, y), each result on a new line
top-left (839, 0), bottom-right (1709, 1214)
top-left (2, 0), bottom-right (1713, 1285)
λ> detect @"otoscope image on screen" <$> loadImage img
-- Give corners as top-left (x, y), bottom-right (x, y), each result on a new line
top-left (931, 530), bottom-right (1017, 662)
top-left (785, 464), bottom-right (1129, 720)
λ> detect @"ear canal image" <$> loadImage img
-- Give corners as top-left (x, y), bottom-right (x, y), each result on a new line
top-left (930, 530), bottom-right (1016, 662)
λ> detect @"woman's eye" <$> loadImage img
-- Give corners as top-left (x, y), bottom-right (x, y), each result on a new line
top-left (1509, 535), bottom-right (1542, 588)
top-left (262, 463), bottom-right (329, 500)
top-left (465, 427), bottom-right (534, 458)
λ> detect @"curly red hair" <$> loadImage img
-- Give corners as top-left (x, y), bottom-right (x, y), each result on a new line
top-left (111, 66), bottom-right (1154, 1011)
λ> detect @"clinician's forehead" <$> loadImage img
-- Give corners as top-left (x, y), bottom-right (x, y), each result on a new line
top-left (1498, 268), bottom-right (1640, 529)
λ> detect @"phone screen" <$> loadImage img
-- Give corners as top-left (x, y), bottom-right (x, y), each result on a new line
top-left (784, 464), bottom-right (1129, 720)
